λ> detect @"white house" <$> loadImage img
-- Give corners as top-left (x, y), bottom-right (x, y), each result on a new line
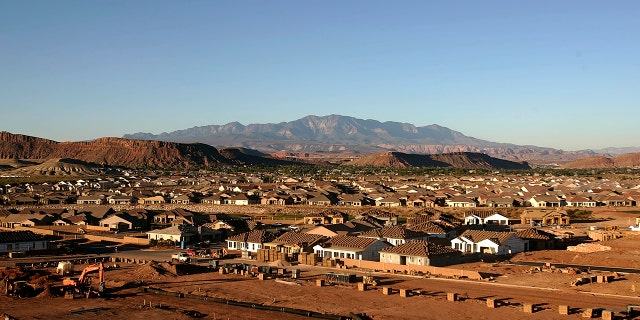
top-left (464, 211), bottom-right (509, 226)
top-left (451, 230), bottom-right (524, 255)
top-left (445, 196), bottom-right (477, 208)
top-left (226, 230), bottom-right (275, 253)
top-left (147, 225), bottom-right (197, 244)
top-left (313, 235), bottom-right (389, 261)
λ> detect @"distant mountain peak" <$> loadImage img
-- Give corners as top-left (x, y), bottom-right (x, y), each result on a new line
top-left (120, 114), bottom-right (596, 164)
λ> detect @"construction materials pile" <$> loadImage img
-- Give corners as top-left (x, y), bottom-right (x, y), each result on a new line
top-left (566, 243), bottom-right (612, 253)
top-left (132, 261), bottom-right (178, 280)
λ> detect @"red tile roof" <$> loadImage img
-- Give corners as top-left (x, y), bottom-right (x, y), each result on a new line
top-left (380, 240), bottom-right (459, 256)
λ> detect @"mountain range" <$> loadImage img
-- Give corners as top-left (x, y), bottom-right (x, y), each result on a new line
top-left (123, 114), bottom-right (598, 164)
top-left (0, 131), bottom-right (533, 172)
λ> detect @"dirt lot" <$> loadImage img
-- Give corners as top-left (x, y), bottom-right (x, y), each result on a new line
top-left (3, 207), bottom-right (640, 319)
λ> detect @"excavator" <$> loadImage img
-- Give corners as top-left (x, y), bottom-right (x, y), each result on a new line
top-left (62, 262), bottom-right (105, 297)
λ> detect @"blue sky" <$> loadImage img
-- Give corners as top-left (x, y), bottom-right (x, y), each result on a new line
top-left (1, 1), bottom-right (638, 151)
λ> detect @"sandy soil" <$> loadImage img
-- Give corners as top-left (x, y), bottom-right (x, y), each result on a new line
top-left (3, 207), bottom-right (640, 319)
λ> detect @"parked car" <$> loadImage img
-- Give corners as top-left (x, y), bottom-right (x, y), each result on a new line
top-left (171, 252), bottom-right (190, 262)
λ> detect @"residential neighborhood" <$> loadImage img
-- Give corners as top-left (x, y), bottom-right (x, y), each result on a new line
top-left (4, 167), bottom-right (640, 268)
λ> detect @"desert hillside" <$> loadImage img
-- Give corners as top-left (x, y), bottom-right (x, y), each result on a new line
top-left (563, 153), bottom-right (640, 168)
top-left (344, 151), bottom-right (531, 170)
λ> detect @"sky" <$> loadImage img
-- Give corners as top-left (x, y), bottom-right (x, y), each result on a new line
top-left (1, 1), bottom-right (638, 151)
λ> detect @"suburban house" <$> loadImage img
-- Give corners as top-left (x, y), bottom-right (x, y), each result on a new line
top-left (338, 193), bottom-right (367, 206)
top-left (451, 230), bottom-right (525, 255)
top-left (0, 230), bottom-right (49, 253)
top-left (379, 240), bottom-right (463, 267)
top-left (486, 197), bottom-right (515, 208)
top-left (463, 211), bottom-right (509, 226)
top-left (406, 221), bottom-right (451, 238)
top-left (313, 235), bottom-right (389, 261)
top-left (516, 228), bottom-right (559, 251)
top-left (147, 224), bottom-right (198, 244)
top-left (99, 213), bottom-right (146, 231)
top-left (108, 195), bottom-right (136, 205)
top-left (260, 194), bottom-right (294, 205)
top-left (376, 196), bottom-right (404, 207)
top-left (358, 226), bottom-right (428, 246)
top-left (0, 214), bottom-right (57, 229)
top-left (76, 195), bottom-right (105, 205)
top-left (303, 209), bottom-right (348, 225)
top-left (226, 230), bottom-right (276, 253)
top-left (565, 196), bottom-right (596, 207)
top-left (225, 193), bottom-right (251, 205)
top-left (520, 209), bottom-right (570, 226)
top-left (138, 195), bottom-right (166, 205)
top-left (263, 231), bottom-right (326, 254)
top-left (306, 192), bottom-right (335, 206)
top-left (170, 194), bottom-right (191, 205)
top-left (445, 196), bottom-right (477, 208)
top-left (306, 219), bottom-right (381, 238)
top-left (529, 195), bottom-right (564, 207)
top-left (359, 209), bottom-right (398, 226)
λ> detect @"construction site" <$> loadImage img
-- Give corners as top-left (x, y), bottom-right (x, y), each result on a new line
top-left (3, 234), bottom-right (640, 320)
top-left (2, 208), bottom-right (640, 319)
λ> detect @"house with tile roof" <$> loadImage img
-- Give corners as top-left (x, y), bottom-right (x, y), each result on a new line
top-left (405, 221), bottom-right (451, 238)
top-left (0, 230), bottom-right (49, 253)
top-left (463, 210), bottom-right (509, 226)
top-left (263, 231), bottom-right (326, 254)
top-left (451, 230), bottom-right (524, 255)
top-left (359, 226), bottom-right (429, 246)
top-left (303, 209), bottom-right (348, 225)
top-left (147, 224), bottom-right (198, 244)
top-left (313, 235), bottom-right (389, 261)
top-left (520, 209), bottom-right (570, 226)
top-left (529, 195), bottom-right (564, 207)
top-left (565, 195), bottom-right (596, 207)
top-left (226, 230), bottom-right (276, 253)
top-left (358, 209), bottom-right (398, 226)
top-left (0, 214), bottom-right (57, 229)
top-left (379, 240), bottom-right (462, 266)
top-left (516, 228), bottom-right (559, 251)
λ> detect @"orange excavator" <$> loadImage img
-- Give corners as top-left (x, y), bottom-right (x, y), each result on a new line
top-left (62, 262), bottom-right (105, 296)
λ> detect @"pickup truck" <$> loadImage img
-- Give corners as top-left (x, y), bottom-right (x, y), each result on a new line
top-left (171, 252), bottom-right (190, 262)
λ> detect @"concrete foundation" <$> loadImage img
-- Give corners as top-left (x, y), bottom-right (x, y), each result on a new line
top-left (382, 287), bottom-right (392, 295)
top-left (258, 273), bottom-right (266, 280)
top-left (601, 310), bottom-right (613, 320)
top-left (358, 283), bottom-right (367, 291)
top-left (447, 293), bottom-right (458, 302)
top-left (316, 279), bottom-right (325, 287)
top-left (399, 289), bottom-right (411, 298)
top-left (486, 298), bottom-right (497, 308)
top-left (559, 305), bottom-right (570, 315)
top-left (582, 308), bottom-right (593, 318)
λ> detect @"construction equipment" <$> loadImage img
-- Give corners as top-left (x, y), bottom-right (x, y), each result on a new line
top-left (62, 262), bottom-right (105, 296)
top-left (57, 261), bottom-right (73, 275)
top-left (4, 280), bottom-right (35, 298)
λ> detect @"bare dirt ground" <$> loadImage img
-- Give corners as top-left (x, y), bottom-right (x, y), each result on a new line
top-left (3, 207), bottom-right (640, 320)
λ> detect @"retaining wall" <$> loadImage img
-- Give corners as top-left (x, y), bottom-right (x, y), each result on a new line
top-left (337, 258), bottom-right (484, 280)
